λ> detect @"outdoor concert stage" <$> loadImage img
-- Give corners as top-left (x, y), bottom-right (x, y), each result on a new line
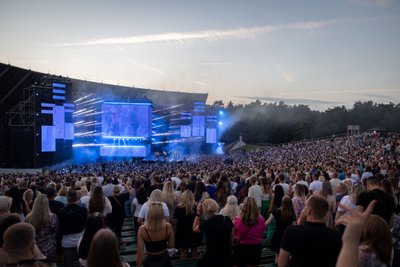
top-left (0, 63), bottom-right (225, 168)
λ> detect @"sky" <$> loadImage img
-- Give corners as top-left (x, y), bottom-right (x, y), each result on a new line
top-left (1, 0), bottom-right (399, 110)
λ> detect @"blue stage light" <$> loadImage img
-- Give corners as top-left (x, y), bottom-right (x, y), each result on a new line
top-left (218, 121), bottom-right (223, 126)
top-left (219, 110), bottom-right (224, 116)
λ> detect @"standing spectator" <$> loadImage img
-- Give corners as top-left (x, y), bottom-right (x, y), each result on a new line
top-left (162, 181), bottom-right (178, 221)
top-left (193, 198), bottom-right (234, 267)
top-left (292, 184), bottom-right (306, 219)
top-left (25, 194), bottom-right (58, 261)
top-left (55, 186), bottom-right (68, 205)
top-left (330, 172), bottom-right (341, 195)
top-left (278, 195), bottom-right (342, 267)
top-left (309, 173), bottom-right (322, 194)
top-left (260, 177), bottom-right (272, 220)
top-left (131, 186), bottom-right (147, 235)
top-left (8, 186), bottom-right (24, 220)
top-left (335, 183), bottom-right (364, 233)
top-left (137, 203), bottom-right (174, 267)
top-left (205, 177), bottom-right (217, 200)
top-left (358, 215), bottom-right (392, 267)
top-left (173, 190), bottom-right (202, 259)
top-left (87, 185), bottom-right (112, 217)
top-left (102, 177), bottom-right (114, 197)
top-left (138, 189), bottom-right (170, 224)
top-left (44, 185), bottom-right (65, 216)
top-left (220, 195), bottom-right (240, 221)
top-left (22, 189), bottom-right (33, 216)
top-left (248, 176), bottom-right (262, 211)
top-left (86, 229), bottom-right (130, 267)
top-left (356, 175), bottom-right (395, 225)
top-left (318, 180), bottom-right (337, 228)
top-left (274, 174), bottom-right (289, 195)
top-left (233, 197), bottom-right (266, 267)
top-left (108, 185), bottom-right (130, 241)
top-left (194, 181), bottom-right (210, 204)
top-left (265, 196), bottom-right (296, 260)
top-left (58, 190), bottom-right (87, 266)
top-left (2, 223), bottom-right (50, 266)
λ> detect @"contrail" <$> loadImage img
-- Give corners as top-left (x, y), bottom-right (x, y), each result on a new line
top-left (56, 18), bottom-right (346, 47)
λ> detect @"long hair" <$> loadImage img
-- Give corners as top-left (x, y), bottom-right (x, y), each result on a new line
top-left (149, 189), bottom-right (162, 202)
top-left (86, 229), bottom-right (123, 267)
top-left (293, 184), bottom-right (306, 201)
top-left (194, 181), bottom-right (206, 203)
top-left (136, 186), bottom-right (147, 205)
top-left (362, 215), bottom-right (392, 266)
top-left (240, 197), bottom-right (259, 226)
top-left (146, 202), bottom-right (165, 231)
top-left (162, 181), bottom-right (176, 210)
top-left (8, 186), bottom-right (23, 214)
top-left (26, 194), bottom-right (52, 230)
top-left (320, 180), bottom-right (333, 198)
top-left (89, 186), bottom-right (105, 213)
top-left (179, 190), bottom-right (195, 216)
top-left (280, 196), bottom-right (296, 225)
top-left (274, 185), bottom-right (284, 208)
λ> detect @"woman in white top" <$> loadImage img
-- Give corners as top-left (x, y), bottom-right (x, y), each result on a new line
top-left (138, 189), bottom-right (170, 225)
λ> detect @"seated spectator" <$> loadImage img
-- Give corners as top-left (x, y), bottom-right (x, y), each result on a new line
top-left (86, 228), bottom-right (130, 267)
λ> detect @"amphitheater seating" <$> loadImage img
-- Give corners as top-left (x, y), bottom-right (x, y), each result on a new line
top-left (119, 217), bottom-right (277, 267)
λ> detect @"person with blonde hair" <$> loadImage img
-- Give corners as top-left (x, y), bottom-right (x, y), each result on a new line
top-left (22, 189), bottom-right (34, 216)
top-left (318, 180), bottom-right (337, 229)
top-left (55, 186), bottom-right (68, 205)
top-left (173, 190), bottom-right (202, 259)
top-left (233, 197), bottom-right (266, 267)
top-left (0, 196), bottom-right (12, 219)
top-left (138, 189), bottom-right (170, 225)
top-left (162, 181), bottom-right (178, 222)
top-left (193, 198), bottom-right (234, 267)
top-left (86, 228), bottom-right (130, 267)
top-left (220, 195), bottom-right (240, 221)
top-left (335, 183), bottom-right (364, 233)
top-left (137, 202), bottom-right (174, 267)
top-left (25, 194), bottom-right (58, 261)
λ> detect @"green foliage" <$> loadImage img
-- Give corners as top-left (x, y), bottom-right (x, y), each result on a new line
top-left (219, 100), bottom-right (400, 144)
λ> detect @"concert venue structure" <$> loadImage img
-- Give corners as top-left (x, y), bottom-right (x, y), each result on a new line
top-left (0, 63), bottom-right (225, 168)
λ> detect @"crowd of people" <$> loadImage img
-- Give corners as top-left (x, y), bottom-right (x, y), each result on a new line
top-left (0, 132), bottom-right (399, 267)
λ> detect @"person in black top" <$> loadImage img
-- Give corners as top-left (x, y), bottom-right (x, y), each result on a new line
top-left (356, 175), bottom-right (395, 225)
top-left (108, 185), bottom-right (130, 240)
top-left (279, 195), bottom-right (342, 267)
top-left (193, 198), bottom-right (234, 267)
top-left (58, 190), bottom-right (87, 266)
top-left (44, 185), bottom-right (64, 216)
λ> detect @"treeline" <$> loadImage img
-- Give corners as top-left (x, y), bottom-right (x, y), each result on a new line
top-left (215, 100), bottom-right (400, 145)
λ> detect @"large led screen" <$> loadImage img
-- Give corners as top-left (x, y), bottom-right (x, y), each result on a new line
top-left (102, 102), bottom-right (152, 139)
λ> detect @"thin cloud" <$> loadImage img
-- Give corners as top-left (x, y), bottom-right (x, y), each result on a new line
top-left (236, 96), bottom-right (342, 105)
top-left (346, 0), bottom-right (391, 7)
top-left (55, 18), bottom-right (347, 47)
